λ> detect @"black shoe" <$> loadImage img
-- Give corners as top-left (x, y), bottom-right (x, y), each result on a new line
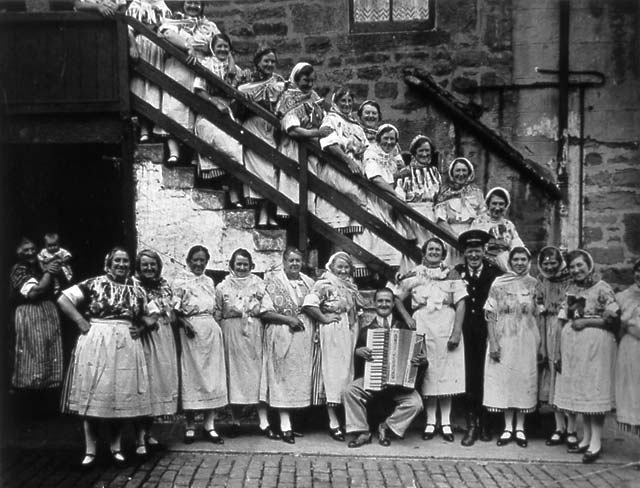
top-left (422, 424), bottom-right (436, 440)
top-left (80, 453), bottom-right (96, 469)
top-left (461, 425), bottom-right (478, 447)
top-left (329, 427), bottom-right (345, 442)
top-left (184, 428), bottom-right (196, 444)
top-left (568, 443), bottom-right (589, 454)
top-left (144, 435), bottom-right (165, 452)
top-left (135, 443), bottom-right (148, 458)
top-left (282, 431), bottom-right (295, 444)
top-left (514, 430), bottom-right (528, 448)
top-left (111, 450), bottom-right (126, 467)
top-left (226, 423), bottom-right (241, 438)
top-left (582, 448), bottom-right (601, 464)
top-left (205, 429), bottom-right (224, 444)
top-left (496, 430), bottom-right (513, 446)
top-left (565, 431), bottom-right (579, 450)
top-left (441, 425), bottom-right (454, 443)
top-left (260, 426), bottom-right (280, 440)
top-left (545, 430), bottom-right (566, 446)
top-left (348, 432), bottom-right (372, 448)
top-left (378, 423), bottom-right (391, 447)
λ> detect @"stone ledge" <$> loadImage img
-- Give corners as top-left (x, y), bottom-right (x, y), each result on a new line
top-left (252, 229), bottom-right (287, 252)
top-left (135, 143), bottom-right (164, 164)
top-left (192, 189), bottom-right (226, 210)
top-left (222, 209), bottom-right (255, 229)
top-left (161, 166), bottom-right (195, 189)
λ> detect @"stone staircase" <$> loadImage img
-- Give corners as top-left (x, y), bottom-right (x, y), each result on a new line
top-left (134, 143), bottom-right (286, 283)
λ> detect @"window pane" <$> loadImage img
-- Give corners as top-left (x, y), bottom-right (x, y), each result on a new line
top-left (393, 0), bottom-right (430, 21)
top-left (353, 0), bottom-right (390, 23)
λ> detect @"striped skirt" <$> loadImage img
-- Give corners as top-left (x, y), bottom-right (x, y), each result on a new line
top-left (11, 301), bottom-right (63, 390)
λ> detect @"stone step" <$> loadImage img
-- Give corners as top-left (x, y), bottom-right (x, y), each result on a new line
top-left (134, 142), bottom-right (164, 164)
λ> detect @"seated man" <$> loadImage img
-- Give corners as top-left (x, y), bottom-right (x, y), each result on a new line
top-left (344, 287), bottom-right (428, 448)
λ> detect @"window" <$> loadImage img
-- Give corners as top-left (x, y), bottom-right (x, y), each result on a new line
top-left (349, 0), bottom-right (436, 33)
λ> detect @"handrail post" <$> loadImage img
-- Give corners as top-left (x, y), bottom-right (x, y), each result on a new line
top-left (298, 145), bottom-right (308, 254)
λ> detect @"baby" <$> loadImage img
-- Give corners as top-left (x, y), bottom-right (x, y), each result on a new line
top-left (38, 233), bottom-right (73, 292)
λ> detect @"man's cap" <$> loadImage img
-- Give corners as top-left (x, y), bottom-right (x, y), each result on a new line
top-left (458, 229), bottom-right (491, 249)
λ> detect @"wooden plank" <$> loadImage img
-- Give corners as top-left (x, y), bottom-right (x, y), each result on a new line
top-left (298, 145), bottom-right (308, 253)
top-left (115, 17), bottom-right (131, 115)
top-left (132, 96), bottom-right (398, 281)
top-left (132, 60), bottom-right (422, 263)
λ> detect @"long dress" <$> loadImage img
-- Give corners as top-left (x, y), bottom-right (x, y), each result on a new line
top-left (316, 109), bottom-right (368, 234)
top-left (302, 271), bottom-right (362, 405)
top-left (472, 214), bottom-right (524, 272)
top-left (140, 278), bottom-right (179, 416)
top-left (215, 273), bottom-right (274, 405)
top-left (155, 16), bottom-right (219, 137)
top-left (174, 274), bottom-right (227, 410)
top-left (615, 283), bottom-right (640, 435)
top-left (193, 55), bottom-right (249, 179)
top-left (260, 270), bottom-right (315, 408)
top-left (353, 142), bottom-right (415, 276)
top-left (554, 280), bottom-right (618, 414)
top-left (534, 266), bottom-right (571, 405)
top-left (483, 272), bottom-right (540, 412)
top-left (63, 275), bottom-right (151, 418)
top-left (9, 261), bottom-right (63, 390)
top-left (275, 87), bottom-right (323, 217)
top-left (397, 265), bottom-right (467, 397)
top-left (237, 73), bottom-right (285, 205)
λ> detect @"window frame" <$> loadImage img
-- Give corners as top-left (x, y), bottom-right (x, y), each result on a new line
top-left (348, 0), bottom-right (436, 34)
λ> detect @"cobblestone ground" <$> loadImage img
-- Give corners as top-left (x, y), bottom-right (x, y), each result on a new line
top-left (1, 449), bottom-right (639, 488)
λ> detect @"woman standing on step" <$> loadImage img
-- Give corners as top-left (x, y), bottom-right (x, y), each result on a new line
top-left (261, 247), bottom-right (315, 443)
top-left (483, 247), bottom-right (540, 449)
top-left (357, 99), bottom-right (383, 144)
top-left (174, 245), bottom-right (227, 445)
top-left (238, 47), bottom-right (285, 227)
top-left (156, 0), bottom-right (219, 164)
top-left (302, 252), bottom-right (365, 442)
top-left (393, 237), bottom-right (466, 442)
top-left (275, 62), bottom-right (327, 218)
top-left (215, 248), bottom-right (293, 439)
top-left (554, 249), bottom-right (619, 464)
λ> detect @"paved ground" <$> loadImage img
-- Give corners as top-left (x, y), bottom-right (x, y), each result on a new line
top-left (1, 415), bottom-right (639, 488)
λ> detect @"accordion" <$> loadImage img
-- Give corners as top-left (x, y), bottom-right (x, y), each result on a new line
top-left (363, 328), bottom-right (424, 391)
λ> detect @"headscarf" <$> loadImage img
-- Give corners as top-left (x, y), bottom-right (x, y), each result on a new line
top-left (357, 99), bottom-right (382, 120)
top-left (447, 157), bottom-right (475, 184)
top-left (288, 62), bottom-right (312, 84)
top-left (103, 247), bottom-right (132, 282)
top-left (135, 249), bottom-right (163, 286)
top-left (275, 62), bottom-right (321, 118)
top-left (375, 123), bottom-right (399, 142)
top-left (328, 88), bottom-right (360, 124)
top-left (126, 0), bottom-right (172, 25)
top-left (491, 246), bottom-right (531, 287)
top-left (323, 252), bottom-right (365, 313)
top-left (409, 135), bottom-right (434, 156)
top-left (566, 249), bottom-right (597, 288)
top-left (537, 246), bottom-right (568, 281)
top-left (485, 186), bottom-right (511, 209)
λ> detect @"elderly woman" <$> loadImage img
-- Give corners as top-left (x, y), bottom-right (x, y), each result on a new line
top-left (302, 252), bottom-right (364, 441)
top-left (554, 250), bottom-right (618, 464)
top-left (615, 259), bottom-right (640, 438)
top-left (215, 248), bottom-right (292, 439)
top-left (353, 123), bottom-right (414, 276)
top-left (484, 247), bottom-right (540, 449)
top-left (58, 247), bottom-right (151, 467)
top-left (156, 0), bottom-right (219, 163)
top-left (472, 187), bottom-right (524, 272)
top-left (193, 33), bottom-right (248, 203)
top-left (533, 246), bottom-right (573, 447)
top-left (9, 238), bottom-right (63, 404)
top-left (394, 238), bottom-right (466, 442)
top-left (126, 0), bottom-right (172, 142)
top-left (174, 245), bottom-right (227, 444)
top-left (261, 247), bottom-right (315, 443)
top-left (434, 157), bottom-right (485, 266)
top-left (238, 48), bottom-right (285, 227)
top-left (316, 87), bottom-right (368, 235)
top-left (275, 62), bottom-right (327, 218)
top-left (134, 250), bottom-right (178, 454)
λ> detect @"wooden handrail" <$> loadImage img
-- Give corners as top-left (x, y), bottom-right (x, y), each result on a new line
top-left (131, 59), bottom-right (423, 263)
top-left (132, 95), bottom-right (399, 280)
top-left (121, 14), bottom-right (460, 250)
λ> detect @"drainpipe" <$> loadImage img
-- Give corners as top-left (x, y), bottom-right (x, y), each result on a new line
top-left (557, 0), bottom-right (570, 194)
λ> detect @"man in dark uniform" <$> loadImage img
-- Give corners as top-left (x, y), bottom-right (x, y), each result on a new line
top-left (455, 229), bottom-right (503, 446)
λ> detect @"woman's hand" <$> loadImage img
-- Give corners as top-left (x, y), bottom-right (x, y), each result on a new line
top-left (347, 158), bottom-right (362, 175)
top-left (571, 318), bottom-right (587, 331)
top-left (45, 260), bottom-right (62, 275)
top-left (97, 4), bottom-right (115, 17)
top-left (321, 312), bottom-right (341, 324)
top-left (411, 351), bottom-right (428, 367)
top-left (447, 332), bottom-right (461, 351)
top-left (489, 343), bottom-right (500, 362)
top-left (129, 45), bottom-right (140, 62)
top-left (318, 126), bottom-right (333, 138)
top-left (186, 48), bottom-right (198, 66)
top-left (287, 316), bottom-right (305, 332)
top-left (129, 323), bottom-right (144, 340)
top-left (76, 318), bottom-right (91, 335)
top-left (183, 322), bottom-right (196, 339)
top-left (405, 317), bottom-right (417, 330)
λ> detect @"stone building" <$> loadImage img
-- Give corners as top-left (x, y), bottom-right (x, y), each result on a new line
top-left (2, 0), bottom-right (639, 288)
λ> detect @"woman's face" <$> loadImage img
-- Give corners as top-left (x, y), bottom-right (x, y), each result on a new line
top-left (569, 256), bottom-right (590, 282)
top-left (139, 255), bottom-right (159, 281)
top-left (257, 52), bottom-right (276, 76)
top-left (17, 241), bottom-right (37, 263)
top-left (360, 105), bottom-right (380, 128)
top-left (232, 255), bottom-right (252, 277)
top-left (283, 252), bottom-right (303, 277)
top-left (213, 38), bottom-right (230, 61)
top-left (488, 195), bottom-right (508, 220)
top-left (183, 1), bottom-right (202, 17)
top-left (330, 257), bottom-right (351, 280)
top-left (451, 162), bottom-right (470, 185)
top-left (510, 252), bottom-right (529, 275)
top-left (109, 251), bottom-right (131, 280)
top-left (378, 130), bottom-right (397, 154)
top-left (297, 73), bottom-right (315, 94)
top-left (188, 250), bottom-right (208, 276)
top-left (337, 93), bottom-right (353, 116)
top-left (540, 257), bottom-right (560, 276)
top-left (423, 241), bottom-right (444, 265)
top-left (415, 142), bottom-right (432, 165)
